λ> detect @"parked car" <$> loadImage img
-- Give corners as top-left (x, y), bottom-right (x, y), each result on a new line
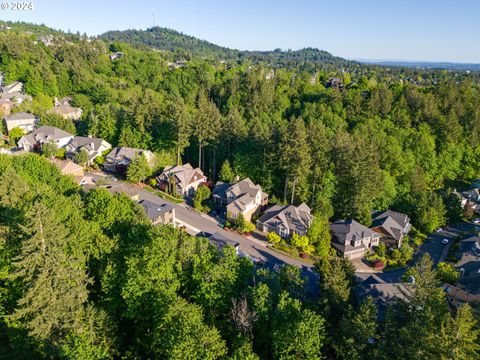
top-left (442, 238), bottom-right (449, 244)
top-left (436, 227), bottom-right (443, 232)
top-left (473, 218), bottom-right (480, 224)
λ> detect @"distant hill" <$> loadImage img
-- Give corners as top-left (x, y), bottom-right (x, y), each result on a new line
top-left (358, 59), bottom-right (480, 72)
top-left (100, 27), bottom-right (352, 69)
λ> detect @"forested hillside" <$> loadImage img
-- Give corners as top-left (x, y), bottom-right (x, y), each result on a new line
top-left (1, 154), bottom-right (479, 359)
top-left (0, 24), bottom-right (480, 358)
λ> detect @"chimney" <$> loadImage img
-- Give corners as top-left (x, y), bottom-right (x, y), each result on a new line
top-left (235, 175), bottom-right (240, 183)
top-left (87, 134), bottom-right (92, 138)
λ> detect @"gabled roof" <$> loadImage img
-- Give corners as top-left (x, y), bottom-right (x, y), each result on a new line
top-left (47, 104), bottom-right (82, 116)
top-left (223, 178), bottom-right (263, 211)
top-left (106, 147), bottom-right (152, 162)
top-left (371, 210), bottom-right (410, 241)
top-left (258, 203), bottom-right (312, 234)
top-left (330, 219), bottom-right (379, 245)
top-left (19, 125), bottom-right (73, 145)
top-left (0, 91), bottom-right (32, 102)
top-left (1, 81), bottom-right (22, 93)
top-left (160, 163), bottom-right (206, 189)
top-left (3, 112), bottom-right (36, 121)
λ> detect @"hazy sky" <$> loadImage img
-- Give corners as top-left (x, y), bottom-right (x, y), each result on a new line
top-left (2, 0), bottom-right (479, 62)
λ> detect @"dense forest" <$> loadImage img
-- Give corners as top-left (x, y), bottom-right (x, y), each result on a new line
top-left (1, 154), bottom-right (479, 359)
top-left (0, 23), bottom-right (480, 358)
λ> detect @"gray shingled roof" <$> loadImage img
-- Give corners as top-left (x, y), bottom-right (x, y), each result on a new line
top-left (3, 112), bottom-right (36, 121)
top-left (258, 203), bottom-right (312, 235)
top-left (139, 199), bottom-right (174, 221)
top-left (20, 125), bottom-right (73, 145)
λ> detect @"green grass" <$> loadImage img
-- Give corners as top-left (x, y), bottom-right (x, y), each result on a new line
top-left (271, 243), bottom-right (317, 264)
top-left (143, 186), bottom-right (184, 204)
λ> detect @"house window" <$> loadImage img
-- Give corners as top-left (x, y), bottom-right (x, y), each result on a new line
top-left (279, 228), bottom-right (287, 237)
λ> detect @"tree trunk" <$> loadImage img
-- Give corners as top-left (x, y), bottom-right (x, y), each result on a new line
top-left (291, 177), bottom-right (297, 205)
top-left (198, 140), bottom-right (202, 170)
top-left (283, 174), bottom-right (288, 203)
top-left (177, 146), bottom-right (181, 166)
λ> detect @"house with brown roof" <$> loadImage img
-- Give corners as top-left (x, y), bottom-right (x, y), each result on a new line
top-left (213, 178), bottom-right (268, 222)
top-left (330, 219), bottom-right (381, 259)
top-left (157, 163), bottom-right (206, 197)
top-left (370, 210), bottom-right (411, 248)
top-left (50, 159), bottom-right (87, 185)
top-left (0, 99), bottom-right (14, 115)
top-left (257, 203), bottom-right (313, 238)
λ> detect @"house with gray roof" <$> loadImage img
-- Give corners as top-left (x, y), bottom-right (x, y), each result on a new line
top-left (47, 104), bottom-right (83, 121)
top-left (157, 163), bottom-right (206, 197)
top-left (0, 91), bottom-right (32, 104)
top-left (356, 274), bottom-right (411, 319)
top-left (213, 178), bottom-right (268, 222)
top-left (139, 199), bottom-right (176, 227)
top-left (1, 81), bottom-right (23, 94)
top-left (371, 210), bottom-right (411, 248)
top-left (3, 112), bottom-right (37, 134)
top-left (104, 146), bottom-right (154, 174)
top-left (17, 125), bottom-right (74, 151)
top-left (444, 236), bottom-right (480, 307)
top-left (454, 186), bottom-right (480, 214)
top-left (65, 136), bottom-right (111, 164)
top-left (330, 219), bottom-right (380, 259)
top-left (257, 203), bottom-right (313, 238)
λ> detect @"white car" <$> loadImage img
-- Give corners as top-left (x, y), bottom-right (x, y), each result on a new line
top-left (436, 227), bottom-right (443, 232)
top-left (473, 218), bottom-right (480, 224)
top-left (441, 238), bottom-right (449, 245)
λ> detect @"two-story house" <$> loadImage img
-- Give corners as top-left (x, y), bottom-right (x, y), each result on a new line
top-left (213, 178), bottom-right (268, 222)
top-left (65, 135), bottom-right (111, 164)
top-left (47, 104), bottom-right (83, 121)
top-left (157, 163), bottom-right (206, 196)
top-left (256, 203), bottom-right (313, 238)
top-left (139, 199), bottom-right (176, 227)
top-left (3, 112), bottom-right (37, 134)
top-left (330, 219), bottom-right (381, 259)
top-left (104, 146), bottom-right (154, 174)
top-left (370, 210), bottom-right (411, 248)
top-left (17, 126), bottom-right (74, 151)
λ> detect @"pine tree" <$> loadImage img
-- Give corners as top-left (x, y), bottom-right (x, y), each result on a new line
top-left (219, 159), bottom-right (235, 183)
top-left (8, 202), bottom-right (90, 343)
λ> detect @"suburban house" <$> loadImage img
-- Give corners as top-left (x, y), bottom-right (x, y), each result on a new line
top-left (330, 219), bottom-right (381, 259)
top-left (370, 210), bottom-right (411, 248)
top-left (356, 274), bottom-right (411, 319)
top-left (326, 77), bottom-right (343, 89)
top-left (50, 159), bottom-right (87, 185)
top-left (213, 178), bottom-right (268, 222)
top-left (0, 91), bottom-right (32, 104)
top-left (65, 136), bottom-right (111, 164)
top-left (1, 81), bottom-right (23, 94)
top-left (454, 186), bottom-right (480, 213)
top-left (47, 104), bottom-right (83, 121)
top-left (157, 163), bottom-right (206, 196)
top-left (256, 202), bottom-right (313, 238)
top-left (54, 96), bottom-right (73, 107)
top-left (0, 99), bottom-right (14, 115)
top-left (167, 61), bottom-right (187, 70)
top-left (104, 147), bottom-right (154, 174)
top-left (104, 182), bottom-right (141, 202)
top-left (444, 236), bottom-right (480, 306)
top-left (139, 199), bottom-right (176, 227)
top-left (3, 112), bottom-right (37, 134)
top-left (17, 125), bottom-right (74, 151)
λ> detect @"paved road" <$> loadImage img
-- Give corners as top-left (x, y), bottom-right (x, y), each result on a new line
top-left (86, 174), bottom-right (319, 295)
top-left (356, 226), bottom-right (462, 283)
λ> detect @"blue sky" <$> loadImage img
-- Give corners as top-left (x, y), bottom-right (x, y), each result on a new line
top-left (2, 0), bottom-right (479, 62)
